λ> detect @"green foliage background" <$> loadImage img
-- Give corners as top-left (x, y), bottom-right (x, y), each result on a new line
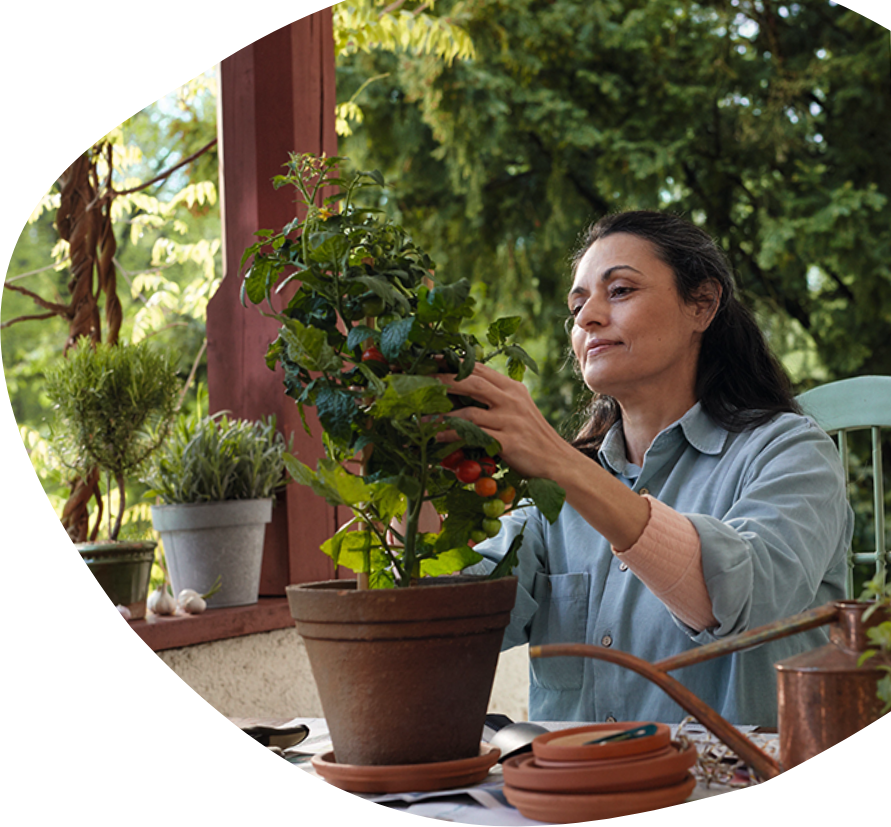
top-left (2, 1), bottom-right (890, 575)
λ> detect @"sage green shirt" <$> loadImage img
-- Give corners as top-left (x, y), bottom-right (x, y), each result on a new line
top-left (469, 404), bottom-right (852, 726)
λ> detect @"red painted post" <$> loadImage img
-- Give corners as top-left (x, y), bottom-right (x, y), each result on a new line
top-left (209, 11), bottom-right (339, 593)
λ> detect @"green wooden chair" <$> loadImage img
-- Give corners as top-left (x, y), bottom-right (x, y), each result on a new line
top-left (797, 376), bottom-right (891, 598)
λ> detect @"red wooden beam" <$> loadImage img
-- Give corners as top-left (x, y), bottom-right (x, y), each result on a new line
top-left (209, 11), bottom-right (340, 594)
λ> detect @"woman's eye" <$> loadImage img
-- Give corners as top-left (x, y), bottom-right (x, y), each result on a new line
top-left (610, 286), bottom-right (633, 298)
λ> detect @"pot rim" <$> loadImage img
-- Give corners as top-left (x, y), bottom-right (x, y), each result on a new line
top-left (76, 540), bottom-right (158, 552)
top-left (289, 574), bottom-right (516, 593)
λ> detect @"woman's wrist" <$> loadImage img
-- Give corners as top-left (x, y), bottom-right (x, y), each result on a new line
top-left (542, 437), bottom-right (650, 550)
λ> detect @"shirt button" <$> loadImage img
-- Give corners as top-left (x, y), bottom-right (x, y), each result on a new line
top-left (639, 488), bottom-right (649, 496)
top-left (619, 562), bottom-right (629, 572)
top-left (601, 634), bottom-right (613, 647)
top-left (606, 715), bottom-right (617, 723)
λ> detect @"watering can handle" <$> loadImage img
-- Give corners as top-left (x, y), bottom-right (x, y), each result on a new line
top-left (530, 602), bottom-right (841, 781)
top-left (531, 641), bottom-right (783, 781)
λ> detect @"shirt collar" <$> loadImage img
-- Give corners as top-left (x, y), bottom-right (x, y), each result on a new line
top-left (597, 402), bottom-right (728, 474)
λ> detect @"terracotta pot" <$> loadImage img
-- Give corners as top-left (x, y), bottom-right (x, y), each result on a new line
top-left (286, 575), bottom-right (518, 766)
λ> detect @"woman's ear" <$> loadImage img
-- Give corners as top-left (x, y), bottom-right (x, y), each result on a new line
top-left (692, 280), bottom-right (723, 331)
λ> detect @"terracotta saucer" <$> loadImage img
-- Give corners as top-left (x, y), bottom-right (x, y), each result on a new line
top-left (503, 741), bottom-right (698, 793)
top-left (503, 772), bottom-right (697, 823)
top-left (532, 722), bottom-right (671, 763)
top-left (532, 743), bottom-right (674, 770)
top-left (311, 744), bottom-right (500, 793)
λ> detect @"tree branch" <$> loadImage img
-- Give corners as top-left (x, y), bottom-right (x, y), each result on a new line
top-left (111, 138), bottom-right (218, 197)
top-left (2, 282), bottom-right (69, 314)
top-left (0, 311), bottom-right (58, 329)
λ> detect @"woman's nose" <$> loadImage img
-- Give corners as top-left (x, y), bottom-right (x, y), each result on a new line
top-left (574, 295), bottom-right (607, 329)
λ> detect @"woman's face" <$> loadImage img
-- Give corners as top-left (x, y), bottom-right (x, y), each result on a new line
top-left (568, 232), bottom-right (712, 407)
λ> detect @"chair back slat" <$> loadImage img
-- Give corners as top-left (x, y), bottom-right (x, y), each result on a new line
top-left (797, 376), bottom-right (891, 597)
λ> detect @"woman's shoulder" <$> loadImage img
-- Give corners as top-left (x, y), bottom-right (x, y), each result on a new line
top-left (723, 409), bottom-right (843, 474)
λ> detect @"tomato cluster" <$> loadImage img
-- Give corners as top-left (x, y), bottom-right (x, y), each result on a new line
top-left (440, 448), bottom-right (517, 542)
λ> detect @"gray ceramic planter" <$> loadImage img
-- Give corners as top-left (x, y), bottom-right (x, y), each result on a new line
top-left (150, 499), bottom-right (273, 608)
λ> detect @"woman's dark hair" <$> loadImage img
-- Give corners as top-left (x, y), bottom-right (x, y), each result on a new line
top-left (570, 210), bottom-right (800, 456)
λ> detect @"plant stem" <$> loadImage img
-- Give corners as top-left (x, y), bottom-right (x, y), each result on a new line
top-left (111, 473), bottom-right (126, 541)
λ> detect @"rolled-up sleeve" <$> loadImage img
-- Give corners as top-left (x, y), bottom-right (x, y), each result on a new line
top-left (684, 421), bottom-right (852, 642)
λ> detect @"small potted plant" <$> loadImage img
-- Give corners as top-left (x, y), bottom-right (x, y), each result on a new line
top-left (44, 337), bottom-right (180, 619)
top-left (143, 396), bottom-right (291, 609)
top-left (241, 153), bottom-right (565, 770)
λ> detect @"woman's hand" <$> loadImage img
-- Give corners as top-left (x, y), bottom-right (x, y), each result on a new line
top-left (437, 363), bottom-right (571, 481)
top-left (439, 363), bottom-right (650, 551)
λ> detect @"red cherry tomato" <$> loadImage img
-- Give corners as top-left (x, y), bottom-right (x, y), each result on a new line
top-left (474, 477), bottom-right (498, 497)
top-left (361, 346), bottom-right (386, 364)
top-left (478, 457), bottom-right (497, 477)
top-left (455, 460), bottom-right (482, 484)
top-left (440, 448), bottom-right (465, 470)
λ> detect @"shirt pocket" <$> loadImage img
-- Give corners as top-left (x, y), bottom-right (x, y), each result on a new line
top-left (529, 571), bottom-right (590, 691)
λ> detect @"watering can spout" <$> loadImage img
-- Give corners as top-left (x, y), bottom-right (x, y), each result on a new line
top-left (531, 600), bottom-right (889, 781)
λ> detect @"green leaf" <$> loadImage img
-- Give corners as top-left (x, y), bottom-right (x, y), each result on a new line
top-left (505, 344), bottom-right (539, 376)
top-left (284, 455), bottom-right (373, 507)
top-left (526, 477), bottom-right (566, 524)
top-left (372, 374), bottom-right (452, 420)
top-left (352, 275), bottom-right (410, 313)
top-left (487, 527), bottom-right (526, 579)
top-left (486, 316), bottom-right (522, 347)
top-left (347, 324), bottom-right (380, 352)
top-left (317, 459), bottom-right (376, 506)
top-left (322, 529), bottom-right (388, 574)
top-left (380, 317), bottom-right (415, 361)
top-left (315, 386), bottom-right (360, 444)
top-left (420, 546), bottom-right (483, 577)
top-left (443, 416), bottom-right (500, 451)
top-left (280, 317), bottom-right (343, 373)
top-left (307, 231), bottom-right (350, 264)
top-left (455, 335), bottom-right (476, 381)
top-left (242, 258), bottom-right (280, 306)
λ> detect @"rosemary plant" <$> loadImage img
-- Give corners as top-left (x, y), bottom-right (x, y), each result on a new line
top-left (44, 337), bottom-right (180, 541)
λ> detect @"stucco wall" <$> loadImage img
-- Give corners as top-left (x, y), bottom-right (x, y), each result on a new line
top-left (157, 629), bottom-right (531, 722)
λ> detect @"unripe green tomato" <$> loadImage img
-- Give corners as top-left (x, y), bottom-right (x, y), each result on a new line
top-left (482, 499), bottom-right (506, 518)
top-left (482, 518), bottom-right (502, 538)
top-left (361, 296), bottom-right (386, 317)
top-left (474, 344), bottom-right (485, 361)
top-left (470, 530), bottom-right (488, 543)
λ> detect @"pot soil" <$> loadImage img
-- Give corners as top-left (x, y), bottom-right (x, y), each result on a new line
top-left (78, 540), bottom-right (156, 620)
top-left (287, 575), bottom-right (518, 766)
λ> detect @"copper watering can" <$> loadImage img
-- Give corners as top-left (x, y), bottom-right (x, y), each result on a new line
top-left (531, 600), bottom-right (890, 781)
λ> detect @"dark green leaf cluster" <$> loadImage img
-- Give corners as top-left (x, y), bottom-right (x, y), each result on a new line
top-left (242, 153), bottom-right (563, 587)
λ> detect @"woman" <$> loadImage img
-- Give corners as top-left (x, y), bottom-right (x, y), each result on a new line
top-left (442, 210), bottom-right (852, 726)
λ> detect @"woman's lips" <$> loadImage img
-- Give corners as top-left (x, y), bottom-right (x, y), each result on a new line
top-left (585, 339), bottom-right (620, 358)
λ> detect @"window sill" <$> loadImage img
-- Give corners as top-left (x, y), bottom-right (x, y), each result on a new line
top-left (129, 597), bottom-right (294, 651)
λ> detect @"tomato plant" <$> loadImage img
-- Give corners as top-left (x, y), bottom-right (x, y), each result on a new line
top-left (241, 153), bottom-right (565, 588)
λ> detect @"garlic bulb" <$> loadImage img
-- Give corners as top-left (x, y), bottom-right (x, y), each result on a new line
top-left (116, 604), bottom-right (132, 620)
top-left (180, 593), bottom-right (207, 614)
top-left (177, 588), bottom-right (200, 607)
top-left (148, 587), bottom-right (177, 615)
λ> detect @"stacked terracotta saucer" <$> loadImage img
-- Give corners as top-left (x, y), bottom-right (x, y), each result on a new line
top-left (502, 722), bottom-right (698, 823)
